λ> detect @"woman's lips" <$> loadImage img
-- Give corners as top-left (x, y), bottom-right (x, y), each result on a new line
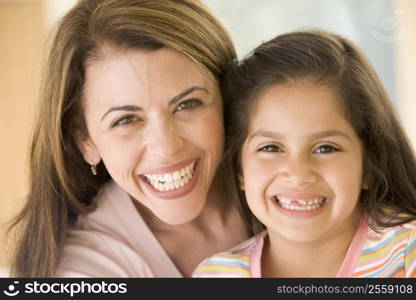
top-left (140, 159), bottom-right (200, 199)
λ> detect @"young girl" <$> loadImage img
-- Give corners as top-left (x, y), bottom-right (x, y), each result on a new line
top-left (193, 30), bottom-right (416, 277)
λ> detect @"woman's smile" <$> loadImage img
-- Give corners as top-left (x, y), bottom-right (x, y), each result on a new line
top-left (140, 158), bottom-right (200, 199)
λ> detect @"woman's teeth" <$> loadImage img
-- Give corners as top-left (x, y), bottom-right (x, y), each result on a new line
top-left (275, 196), bottom-right (326, 211)
top-left (143, 160), bottom-right (196, 192)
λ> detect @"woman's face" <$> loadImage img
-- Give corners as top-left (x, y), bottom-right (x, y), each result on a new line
top-left (78, 47), bottom-right (224, 224)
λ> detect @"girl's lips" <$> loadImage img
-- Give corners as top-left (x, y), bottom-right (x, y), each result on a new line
top-left (271, 194), bottom-right (328, 219)
top-left (274, 194), bottom-right (326, 208)
top-left (140, 159), bottom-right (200, 200)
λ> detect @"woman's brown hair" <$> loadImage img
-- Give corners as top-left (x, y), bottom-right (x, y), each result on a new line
top-left (223, 30), bottom-right (416, 232)
top-left (9, 0), bottom-right (238, 277)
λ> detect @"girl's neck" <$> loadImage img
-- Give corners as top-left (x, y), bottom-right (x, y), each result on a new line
top-left (262, 214), bottom-right (362, 277)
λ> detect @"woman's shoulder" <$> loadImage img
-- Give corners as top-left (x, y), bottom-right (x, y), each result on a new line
top-left (57, 181), bottom-right (153, 277)
top-left (58, 180), bottom-right (182, 277)
top-left (73, 180), bottom-right (132, 233)
top-left (56, 228), bottom-right (155, 277)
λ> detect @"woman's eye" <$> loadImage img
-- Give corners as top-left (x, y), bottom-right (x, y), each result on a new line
top-left (112, 115), bottom-right (139, 127)
top-left (314, 145), bottom-right (340, 154)
top-left (258, 145), bottom-right (282, 152)
top-left (175, 99), bottom-right (202, 112)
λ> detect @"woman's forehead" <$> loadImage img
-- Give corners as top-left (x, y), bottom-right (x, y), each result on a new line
top-left (85, 48), bottom-right (211, 91)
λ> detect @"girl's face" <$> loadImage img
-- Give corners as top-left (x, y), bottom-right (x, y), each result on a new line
top-left (240, 82), bottom-right (365, 244)
top-left (77, 47), bottom-right (224, 225)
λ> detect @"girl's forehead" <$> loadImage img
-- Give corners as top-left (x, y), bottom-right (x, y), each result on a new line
top-left (252, 82), bottom-right (343, 115)
top-left (248, 82), bottom-right (356, 136)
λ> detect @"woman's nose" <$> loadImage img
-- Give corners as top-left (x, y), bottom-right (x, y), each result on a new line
top-left (145, 118), bottom-right (183, 158)
top-left (276, 156), bottom-right (317, 187)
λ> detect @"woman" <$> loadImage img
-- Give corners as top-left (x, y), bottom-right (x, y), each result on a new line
top-left (10, 0), bottom-right (254, 277)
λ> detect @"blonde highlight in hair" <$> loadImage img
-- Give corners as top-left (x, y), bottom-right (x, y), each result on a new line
top-left (9, 0), bottom-right (236, 277)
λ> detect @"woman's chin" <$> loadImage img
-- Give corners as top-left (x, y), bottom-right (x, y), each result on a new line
top-left (154, 201), bottom-right (205, 226)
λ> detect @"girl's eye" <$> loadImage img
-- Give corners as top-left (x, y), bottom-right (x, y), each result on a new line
top-left (112, 115), bottom-right (139, 127)
top-left (175, 99), bottom-right (203, 112)
top-left (258, 144), bottom-right (282, 152)
top-left (314, 144), bottom-right (340, 154)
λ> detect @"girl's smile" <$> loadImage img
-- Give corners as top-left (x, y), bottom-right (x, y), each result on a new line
top-left (271, 192), bottom-right (328, 218)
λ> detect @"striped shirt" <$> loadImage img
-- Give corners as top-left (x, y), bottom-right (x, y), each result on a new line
top-left (192, 219), bottom-right (416, 278)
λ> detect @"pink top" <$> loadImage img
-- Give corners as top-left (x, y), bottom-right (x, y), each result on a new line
top-left (56, 180), bottom-right (182, 277)
top-left (336, 217), bottom-right (369, 277)
top-left (249, 218), bottom-right (369, 277)
top-left (194, 215), bottom-right (416, 277)
top-left (194, 217), bottom-right (401, 277)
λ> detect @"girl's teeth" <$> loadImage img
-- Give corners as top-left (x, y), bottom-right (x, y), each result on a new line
top-left (144, 160), bottom-right (196, 192)
top-left (276, 196), bottom-right (326, 211)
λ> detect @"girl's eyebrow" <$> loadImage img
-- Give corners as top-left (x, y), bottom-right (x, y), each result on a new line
top-left (310, 130), bottom-right (353, 141)
top-left (248, 130), bottom-right (283, 142)
top-left (248, 130), bottom-right (353, 142)
top-left (100, 86), bottom-right (209, 121)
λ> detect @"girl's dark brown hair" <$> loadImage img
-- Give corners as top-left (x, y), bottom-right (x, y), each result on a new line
top-left (223, 30), bottom-right (416, 231)
top-left (9, 0), bottom-right (238, 277)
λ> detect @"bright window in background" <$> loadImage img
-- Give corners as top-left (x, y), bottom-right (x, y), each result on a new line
top-left (205, 0), bottom-right (416, 150)
top-left (205, 0), bottom-right (396, 101)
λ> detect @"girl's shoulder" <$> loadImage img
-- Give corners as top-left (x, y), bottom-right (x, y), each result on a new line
top-left (192, 231), bottom-right (267, 278)
top-left (348, 219), bottom-right (416, 277)
top-left (358, 220), bottom-right (416, 277)
top-left (367, 219), bottom-right (416, 242)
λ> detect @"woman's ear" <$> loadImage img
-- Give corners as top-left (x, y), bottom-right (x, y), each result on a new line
top-left (238, 172), bottom-right (245, 190)
top-left (74, 132), bottom-right (101, 165)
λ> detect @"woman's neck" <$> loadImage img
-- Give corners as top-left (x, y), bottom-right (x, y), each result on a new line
top-left (262, 215), bottom-right (361, 278)
top-left (192, 166), bottom-right (244, 233)
top-left (132, 166), bottom-right (249, 276)
top-left (135, 166), bottom-right (240, 234)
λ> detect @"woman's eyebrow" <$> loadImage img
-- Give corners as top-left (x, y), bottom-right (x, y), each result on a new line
top-left (168, 86), bottom-right (209, 106)
top-left (100, 105), bottom-right (142, 121)
top-left (100, 86), bottom-right (209, 121)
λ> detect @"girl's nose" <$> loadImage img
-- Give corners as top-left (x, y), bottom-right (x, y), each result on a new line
top-left (276, 156), bottom-right (317, 187)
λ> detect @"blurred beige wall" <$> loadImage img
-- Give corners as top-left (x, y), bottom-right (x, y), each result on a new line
top-left (395, 0), bottom-right (416, 151)
top-left (0, 0), bottom-right (46, 270)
